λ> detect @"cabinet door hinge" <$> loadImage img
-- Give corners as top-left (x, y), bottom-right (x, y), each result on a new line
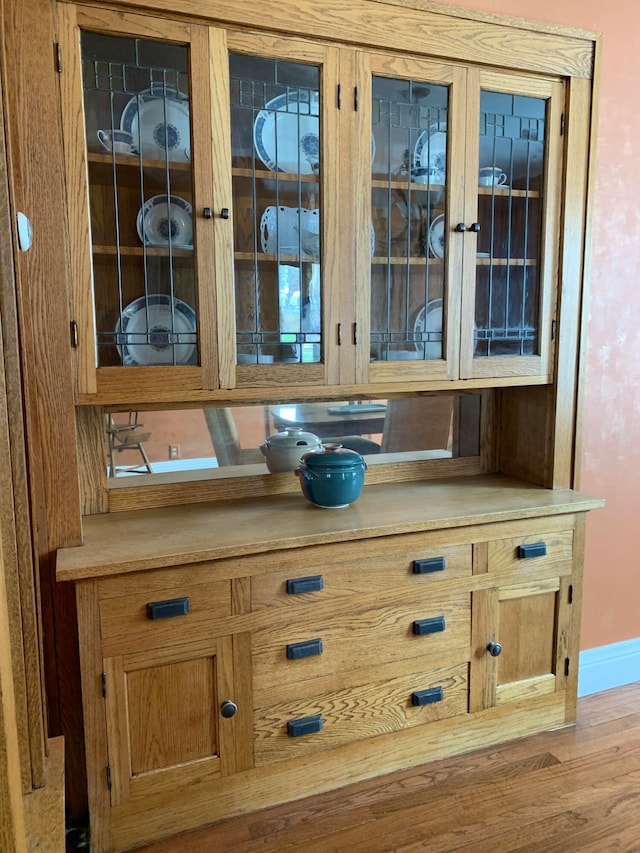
top-left (70, 320), bottom-right (79, 348)
top-left (551, 319), bottom-right (556, 341)
top-left (106, 765), bottom-right (112, 790)
top-left (101, 671), bottom-right (107, 698)
top-left (560, 113), bottom-right (565, 136)
top-left (55, 42), bottom-right (62, 73)
top-left (354, 86), bottom-right (359, 111)
top-left (337, 83), bottom-right (341, 109)
top-left (568, 584), bottom-right (574, 604)
top-left (564, 657), bottom-right (570, 677)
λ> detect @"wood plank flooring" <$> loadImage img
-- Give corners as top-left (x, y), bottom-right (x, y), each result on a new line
top-left (74, 683), bottom-right (640, 852)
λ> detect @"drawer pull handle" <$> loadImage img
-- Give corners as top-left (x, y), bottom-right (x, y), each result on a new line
top-left (413, 616), bottom-right (446, 636)
top-left (146, 597), bottom-right (190, 620)
top-left (287, 575), bottom-right (324, 595)
top-left (518, 542), bottom-right (547, 559)
top-left (413, 556), bottom-right (446, 574)
top-left (287, 638), bottom-right (323, 660)
top-left (287, 714), bottom-right (323, 738)
top-left (412, 686), bottom-right (444, 706)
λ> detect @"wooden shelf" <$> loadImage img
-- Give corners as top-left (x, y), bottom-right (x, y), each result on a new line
top-left (92, 245), bottom-right (194, 264)
top-left (232, 167), bottom-right (319, 183)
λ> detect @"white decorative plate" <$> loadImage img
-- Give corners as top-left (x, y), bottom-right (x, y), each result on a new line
top-left (413, 121), bottom-right (447, 182)
top-left (413, 297), bottom-right (443, 359)
top-left (121, 87), bottom-right (190, 162)
top-left (427, 213), bottom-right (445, 259)
top-left (115, 295), bottom-right (197, 366)
top-left (254, 90), bottom-right (320, 174)
top-left (260, 206), bottom-right (318, 254)
top-left (136, 195), bottom-right (193, 248)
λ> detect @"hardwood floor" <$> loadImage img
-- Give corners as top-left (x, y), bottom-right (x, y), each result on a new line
top-left (77, 683), bottom-right (640, 852)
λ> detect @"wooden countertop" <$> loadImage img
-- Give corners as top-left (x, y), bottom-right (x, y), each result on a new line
top-left (56, 475), bottom-right (603, 581)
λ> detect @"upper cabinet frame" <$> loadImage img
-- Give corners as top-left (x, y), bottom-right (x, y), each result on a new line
top-left (55, 0), bottom-right (597, 406)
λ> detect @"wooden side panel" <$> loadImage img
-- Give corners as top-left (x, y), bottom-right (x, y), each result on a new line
top-left (76, 406), bottom-right (109, 516)
top-left (3, 0), bottom-right (85, 814)
top-left (0, 519), bottom-right (28, 852)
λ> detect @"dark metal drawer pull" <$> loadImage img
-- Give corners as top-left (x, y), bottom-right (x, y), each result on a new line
top-left (412, 686), bottom-right (444, 706)
top-left (286, 575), bottom-right (324, 595)
top-left (518, 542), bottom-right (547, 559)
top-left (146, 597), bottom-right (190, 620)
top-left (286, 638), bottom-right (323, 660)
top-left (413, 615), bottom-right (446, 636)
top-left (287, 714), bottom-right (323, 737)
top-left (413, 556), bottom-right (446, 574)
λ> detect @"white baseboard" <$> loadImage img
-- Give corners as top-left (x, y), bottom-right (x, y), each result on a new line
top-left (578, 637), bottom-right (640, 696)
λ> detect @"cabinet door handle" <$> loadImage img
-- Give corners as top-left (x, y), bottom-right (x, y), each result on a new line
top-left (413, 615), bottom-right (446, 635)
top-left (220, 700), bottom-right (237, 718)
top-left (518, 542), bottom-right (547, 559)
top-left (287, 714), bottom-right (323, 737)
top-left (286, 575), bottom-right (324, 595)
top-left (487, 641), bottom-right (502, 657)
top-left (203, 207), bottom-right (212, 219)
top-left (411, 686), bottom-right (444, 706)
top-left (146, 597), bottom-right (190, 620)
top-left (470, 222), bottom-right (481, 232)
top-left (220, 207), bottom-right (230, 219)
top-left (286, 638), bottom-right (323, 660)
top-left (413, 556), bottom-right (446, 574)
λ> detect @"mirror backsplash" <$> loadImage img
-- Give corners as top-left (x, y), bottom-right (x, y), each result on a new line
top-left (104, 394), bottom-right (482, 482)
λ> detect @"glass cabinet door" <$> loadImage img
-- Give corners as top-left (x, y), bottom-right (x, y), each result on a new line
top-left (225, 37), bottom-right (339, 388)
top-left (365, 58), bottom-right (464, 383)
top-left (59, 8), bottom-right (217, 398)
top-left (460, 72), bottom-right (564, 380)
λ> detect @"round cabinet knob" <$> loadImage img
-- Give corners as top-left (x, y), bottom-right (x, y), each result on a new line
top-left (203, 207), bottom-right (212, 219)
top-left (220, 700), bottom-right (237, 718)
top-left (220, 208), bottom-right (230, 220)
top-left (487, 641), bottom-right (502, 657)
top-left (455, 223), bottom-right (467, 232)
top-left (470, 222), bottom-right (481, 232)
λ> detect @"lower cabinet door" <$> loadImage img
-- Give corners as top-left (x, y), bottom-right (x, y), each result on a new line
top-left (469, 576), bottom-right (573, 711)
top-left (103, 634), bottom-right (253, 805)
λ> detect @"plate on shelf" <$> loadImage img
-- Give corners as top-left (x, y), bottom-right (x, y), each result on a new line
top-left (136, 195), bottom-right (193, 247)
top-left (254, 90), bottom-right (320, 174)
top-left (427, 213), bottom-right (445, 259)
top-left (413, 297), bottom-right (443, 359)
top-left (121, 87), bottom-right (190, 162)
top-left (115, 295), bottom-right (197, 366)
top-left (413, 120), bottom-right (447, 183)
top-left (260, 206), bottom-right (319, 254)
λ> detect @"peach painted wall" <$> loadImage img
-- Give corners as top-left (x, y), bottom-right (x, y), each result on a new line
top-left (434, 0), bottom-right (637, 649)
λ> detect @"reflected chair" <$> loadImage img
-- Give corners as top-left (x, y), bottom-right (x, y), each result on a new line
top-left (106, 412), bottom-right (153, 477)
top-left (203, 407), bottom-right (264, 467)
top-left (380, 396), bottom-right (453, 453)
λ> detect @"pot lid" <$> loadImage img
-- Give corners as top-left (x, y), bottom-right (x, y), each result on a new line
top-left (300, 443), bottom-right (366, 470)
top-left (264, 426), bottom-right (321, 450)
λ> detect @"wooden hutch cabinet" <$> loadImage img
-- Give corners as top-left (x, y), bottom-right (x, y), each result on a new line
top-left (53, 0), bottom-right (602, 850)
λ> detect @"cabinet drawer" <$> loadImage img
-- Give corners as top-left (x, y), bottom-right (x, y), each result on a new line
top-left (99, 578), bottom-right (232, 655)
top-left (252, 592), bottom-right (470, 697)
top-left (251, 542), bottom-right (472, 611)
top-left (486, 529), bottom-right (573, 578)
top-left (254, 661), bottom-right (468, 765)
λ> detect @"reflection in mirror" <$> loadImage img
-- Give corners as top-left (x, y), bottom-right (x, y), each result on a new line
top-left (104, 394), bottom-right (481, 480)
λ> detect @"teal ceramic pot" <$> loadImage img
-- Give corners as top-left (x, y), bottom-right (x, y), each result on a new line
top-left (295, 444), bottom-right (367, 508)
